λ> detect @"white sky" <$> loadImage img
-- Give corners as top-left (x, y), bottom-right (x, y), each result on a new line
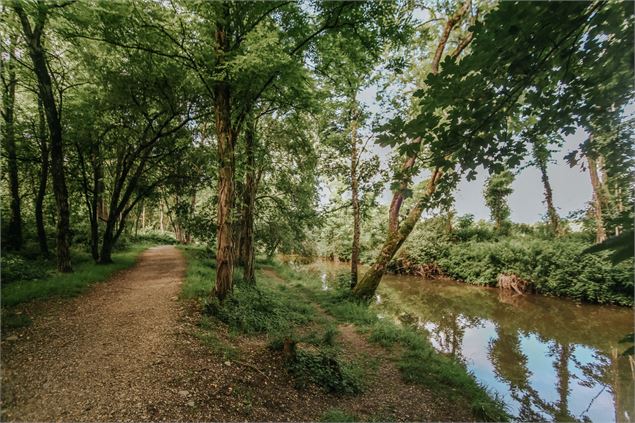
top-left (347, 88), bottom-right (594, 225)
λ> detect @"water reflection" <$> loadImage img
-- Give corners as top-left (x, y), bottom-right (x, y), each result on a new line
top-left (308, 261), bottom-right (635, 422)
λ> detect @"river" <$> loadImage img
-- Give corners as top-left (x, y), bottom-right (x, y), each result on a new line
top-left (302, 260), bottom-right (634, 422)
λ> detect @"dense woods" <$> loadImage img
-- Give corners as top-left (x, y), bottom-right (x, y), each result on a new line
top-left (1, 1), bottom-right (633, 422)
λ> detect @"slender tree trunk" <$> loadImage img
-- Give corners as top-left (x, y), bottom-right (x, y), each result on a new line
top-left (587, 155), bottom-right (607, 243)
top-left (16, 6), bottom-right (72, 272)
top-left (353, 169), bottom-right (441, 299)
top-left (35, 98), bottom-right (49, 256)
top-left (240, 123), bottom-right (257, 284)
top-left (160, 202), bottom-right (164, 232)
top-left (354, 2), bottom-right (470, 298)
top-left (350, 104), bottom-right (361, 288)
top-left (2, 35), bottom-right (22, 250)
top-left (538, 162), bottom-right (560, 235)
top-left (141, 204), bottom-right (145, 229)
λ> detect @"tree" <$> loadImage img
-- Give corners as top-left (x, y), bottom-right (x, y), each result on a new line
top-left (354, 0), bottom-right (633, 299)
top-left (530, 137), bottom-right (560, 235)
top-left (483, 170), bottom-right (514, 233)
top-left (0, 29), bottom-right (22, 250)
top-left (352, 0), bottom-right (475, 299)
top-left (13, 1), bottom-right (72, 272)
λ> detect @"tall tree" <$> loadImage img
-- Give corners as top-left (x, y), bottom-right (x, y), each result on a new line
top-left (0, 31), bottom-right (22, 250)
top-left (353, 0), bottom-right (474, 299)
top-left (13, 1), bottom-right (72, 271)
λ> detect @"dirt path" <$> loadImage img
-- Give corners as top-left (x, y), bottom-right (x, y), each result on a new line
top-left (1, 246), bottom-right (199, 422)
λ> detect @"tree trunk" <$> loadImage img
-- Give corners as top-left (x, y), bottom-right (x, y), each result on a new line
top-left (160, 202), bottom-right (164, 232)
top-left (16, 5), bottom-right (72, 272)
top-left (532, 142), bottom-right (559, 234)
top-left (99, 220), bottom-right (115, 264)
top-left (240, 123), bottom-right (257, 285)
top-left (2, 35), bottom-right (22, 250)
top-left (141, 204), bottom-right (145, 229)
top-left (350, 104), bottom-right (361, 288)
top-left (214, 81), bottom-right (235, 300)
top-left (35, 98), bottom-right (49, 256)
top-left (587, 155), bottom-right (607, 243)
top-left (354, 2), bottom-right (470, 298)
top-left (353, 169), bottom-right (441, 299)
top-left (539, 160), bottom-right (559, 235)
top-left (213, 6), bottom-right (236, 301)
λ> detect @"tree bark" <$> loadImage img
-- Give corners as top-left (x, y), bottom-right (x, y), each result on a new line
top-left (240, 123), bottom-right (257, 285)
top-left (213, 5), bottom-right (236, 301)
top-left (350, 104), bottom-right (361, 288)
top-left (35, 98), bottom-right (49, 256)
top-left (587, 155), bottom-right (607, 243)
top-left (353, 169), bottom-right (441, 300)
top-left (537, 153), bottom-right (559, 235)
top-left (15, 4), bottom-right (72, 272)
top-left (354, 2), bottom-right (471, 298)
top-left (2, 35), bottom-right (22, 250)
top-left (531, 141), bottom-right (559, 235)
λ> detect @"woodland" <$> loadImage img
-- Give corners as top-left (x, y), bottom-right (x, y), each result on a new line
top-left (1, 1), bottom-right (633, 422)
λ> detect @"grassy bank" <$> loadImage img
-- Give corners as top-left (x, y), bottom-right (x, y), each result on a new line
top-left (179, 246), bottom-right (509, 421)
top-left (1, 244), bottom-right (148, 311)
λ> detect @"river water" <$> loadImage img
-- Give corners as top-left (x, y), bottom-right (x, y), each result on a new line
top-left (303, 260), bottom-right (634, 422)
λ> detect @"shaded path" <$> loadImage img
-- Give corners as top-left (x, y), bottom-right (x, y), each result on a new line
top-left (1, 246), bottom-right (195, 421)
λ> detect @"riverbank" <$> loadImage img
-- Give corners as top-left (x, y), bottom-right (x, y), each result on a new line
top-left (180, 246), bottom-right (509, 421)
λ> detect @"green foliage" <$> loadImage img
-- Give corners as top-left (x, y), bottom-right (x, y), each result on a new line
top-left (483, 170), bottom-right (514, 234)
top-left (438, 239), bottom-right (633, 306)
top-left (1, 246), bottom-right (145, 307)
top-left (287, 348), bottom-right (364, 395)
top-left (1, 253), bottom-right (50, 284)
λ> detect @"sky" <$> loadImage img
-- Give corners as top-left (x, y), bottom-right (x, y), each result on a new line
top-left (350, 88), bottom-right (594, 225)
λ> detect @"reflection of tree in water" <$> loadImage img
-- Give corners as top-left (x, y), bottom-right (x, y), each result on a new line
top-left (488, 326), bottom-right (544, 421)
top-left (488, 326), bottom-right (588, 422)
top-left (574, 348), bottom-right (634, 423)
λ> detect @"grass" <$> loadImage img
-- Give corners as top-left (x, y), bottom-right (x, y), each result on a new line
top-left (1, 244), bottom-right (147, 308)
top-left (179, 246), bottom-right (509, 420)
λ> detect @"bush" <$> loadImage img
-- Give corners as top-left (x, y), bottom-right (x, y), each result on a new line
top-left (287, 348), bottom-right (364, 394)
top-left (438, 239), bottom-right (633, 305)
top-left (205, 284), bottom-right (314, 334)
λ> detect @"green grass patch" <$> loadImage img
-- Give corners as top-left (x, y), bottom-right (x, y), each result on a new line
top-left (287, 348), bottom-right (364, 395)
top-left (195, 318), bottom-right (240, 360)
top-left (1, 245), bottom-right (146, 308)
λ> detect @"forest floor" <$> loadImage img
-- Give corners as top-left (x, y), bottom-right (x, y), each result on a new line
top-left (1, 245), bottom-right (502, 422)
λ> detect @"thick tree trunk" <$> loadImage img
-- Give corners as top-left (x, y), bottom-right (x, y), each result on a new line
top-left (214, 81), bottom-right (235, 300)
top-left (240, 124), bottom-right (257, 285)
top-left (99, 220), bottom-right (115, 264)
top-left (213, 6), bottom-right (236, 301)
top-left (587, 155), bottom-right (607, 243)
top-left (2, 37), bottom-right (22, 250)
top-left (353, 170), bottom-right (441, 299)
top-left (35, 98), bottom-right (49, 256)
top-left (350, 106), bottom-right (361, 288)
top-left (16, 6), bottom-right (72, 272)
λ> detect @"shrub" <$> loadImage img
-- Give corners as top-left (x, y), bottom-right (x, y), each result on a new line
top-left (287, 348), bottom-right (364, 395)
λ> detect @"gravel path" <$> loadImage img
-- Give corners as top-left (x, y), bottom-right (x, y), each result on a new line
top-left (1, 246), bottom-right (196, 422)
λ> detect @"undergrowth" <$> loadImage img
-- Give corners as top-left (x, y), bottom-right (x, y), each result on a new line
top-left (1, 244), bottom-right (147, 308)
